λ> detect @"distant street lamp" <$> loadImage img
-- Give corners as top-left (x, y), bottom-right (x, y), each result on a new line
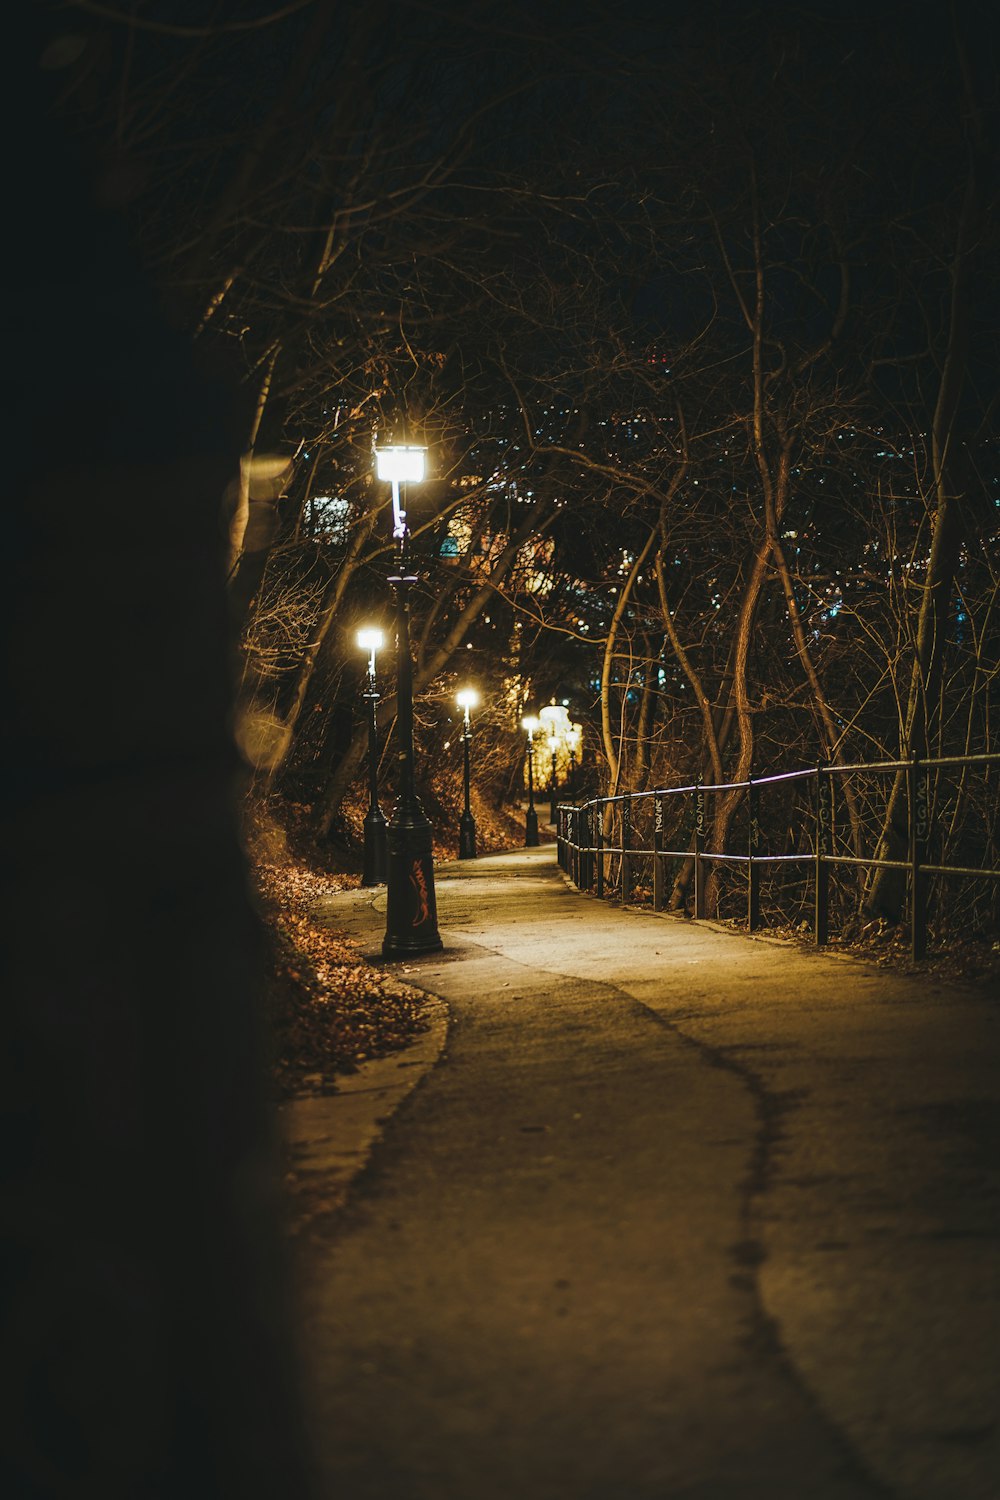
top-left (539, 700), bottom-right (570, 825)
top-left (566, 725), bottom-right (582, 799)
top-left (522, 714), bottom-right (540, 847)
top-left (375, 443), bottom-right (442, 957)
top-left (456, 688), bottom-right (479, 859)
top-left (356, 626), bottom-right (387, 886)
top-left (547, 734), bottom-right (560, 825)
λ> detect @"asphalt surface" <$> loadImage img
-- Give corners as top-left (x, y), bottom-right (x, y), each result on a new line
top-left (291, 844), bottom-right (1000, 1500)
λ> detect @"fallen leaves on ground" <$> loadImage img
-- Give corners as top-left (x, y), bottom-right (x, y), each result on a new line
top-left (731, 915), bottom-right (1000, 989)
top-left (250, 827), bottom-right (431, 1100)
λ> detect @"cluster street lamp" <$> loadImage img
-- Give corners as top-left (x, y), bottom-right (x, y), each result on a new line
top-left (536, 702), bottom-right (584, 821)
top-left (375, 444), bottom-right (442, 958)
top-left (546, 735), bottom-right (560, 825)
top-left (522, 714), bottom-right (540, 847)
top-left (456, 688), bottom-right (479, 859)
top-left (356, 626), bottom-right (387, 886)
top-left (539, 702), bottom-right (567, 826)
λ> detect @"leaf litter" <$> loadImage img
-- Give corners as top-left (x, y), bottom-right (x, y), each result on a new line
top-left (250, 819), bottom-right (431, 1100)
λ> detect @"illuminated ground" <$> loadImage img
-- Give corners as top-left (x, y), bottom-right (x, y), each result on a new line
top-left (288, 845), bottom-right (999, 1500)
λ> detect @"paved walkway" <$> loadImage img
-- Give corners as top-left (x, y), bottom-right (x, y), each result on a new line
top-left (285, 845), bottom-right (1000, 1500)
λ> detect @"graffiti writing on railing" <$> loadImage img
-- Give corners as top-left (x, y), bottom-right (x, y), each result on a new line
top-left (914, 768), bottom-right (930, 846)
top-left (817, 773), bottom-right (833, 857)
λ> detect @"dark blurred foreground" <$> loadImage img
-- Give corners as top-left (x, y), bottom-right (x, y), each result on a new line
top-left (1, 16), bottom-right (314, 1497)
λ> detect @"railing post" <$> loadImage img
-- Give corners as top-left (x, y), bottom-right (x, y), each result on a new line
top-left (814, 760), bottom-right (831, 946)
top-left (652, 792), bottom-right (664, 911)
top-left (909, 750), bottom-right (929, 961)
top-left (694, 779), bottom-right (706, 919)
top-left (583, 806), bottom-right (592, 891)
top-left (747, 773), bottom-right (761, 932)
top-left (596, 804), bottom-right (605, 898)
top-left (621, 795), bottom-right (633, 904)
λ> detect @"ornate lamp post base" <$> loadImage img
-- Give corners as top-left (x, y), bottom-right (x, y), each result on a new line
top-left (361, 803), bottom-right (388, 886)
top-left (382, 805), bottom-right (443, 957)
top-left (459, 809), bottom-right (477, 860)
top-left (525, 804), bottom-right (539, 847)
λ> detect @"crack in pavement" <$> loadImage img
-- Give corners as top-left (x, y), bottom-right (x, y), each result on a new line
top-left (295, 856), bottom-right (923, 1498)
top-left (399, 934), bottom-right (898, 1500)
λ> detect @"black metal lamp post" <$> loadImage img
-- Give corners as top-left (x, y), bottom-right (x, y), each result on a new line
top-left (566, 725), bottom-right (581, 800)
top-left (376, 444), bottom-right (442, 958)
top-left (456, 688), bottom-right (479, 859)
top-left (522, 714), bottom-right (540, 847)
top-left (547, 734), bottom-right (560, 825)
top-left (357, 626), bottom-right (387, 886)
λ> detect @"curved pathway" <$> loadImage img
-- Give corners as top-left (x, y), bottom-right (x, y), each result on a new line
top-left (291, 846), bottom-right (999, 1500)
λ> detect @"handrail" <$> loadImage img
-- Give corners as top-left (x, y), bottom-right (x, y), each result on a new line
top-left (555, 750), bottom-right (1000, 961)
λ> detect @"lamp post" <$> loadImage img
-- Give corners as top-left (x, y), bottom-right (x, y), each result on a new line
top-left (566, 725), bottom-right (582, 800)
top-left (456, 688), bottom-right (479, 859)
top-left (522, 714), bottom-right (540, 847)
top-left (538, 701), bottom-right (569, 826)
top-left (376, 444), bottom-right (442, 957)
top-left (356, 626), bottom-right (387, 886)
top-left (547, 734), bottom-right (560, 825)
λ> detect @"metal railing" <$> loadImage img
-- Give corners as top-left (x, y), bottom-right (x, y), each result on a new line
top-left (556, 752), bottom-right (1000, 961)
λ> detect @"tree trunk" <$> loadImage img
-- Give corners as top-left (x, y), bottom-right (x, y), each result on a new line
top-left (632, 643), bottom-right (657, 793)
top-left (654, 546), bottom-right (725, 785)
top-left (600, 524), bottom-right (659, 797)
top-left (600, 466), bottom-right (687, 796)
top-left (655, 542), bottom-right (733, 912)
top-left (703, 534), bottom-right (771, 913)
top-left (227, 346), bottom-right (280, 583)
top-left (765, 474), bottom-right (865, 858)
top-left (865, 64), bottom-right (985, 918)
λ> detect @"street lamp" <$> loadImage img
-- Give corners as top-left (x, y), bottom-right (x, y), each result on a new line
top-left (546, 734), bottom-right (560, 826)
top-left (565, 724), bottom-right (582, 799)
top-left (539, 701), bottom-right (569, 826)
top-left (375, 443), bottom-right (442, 957)
top-left (456, 688), bottom-right (479, 859)
top-left (522, 714), bottom-right (540, 847)
top-left (356, 627), bottom-right (387, 886)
